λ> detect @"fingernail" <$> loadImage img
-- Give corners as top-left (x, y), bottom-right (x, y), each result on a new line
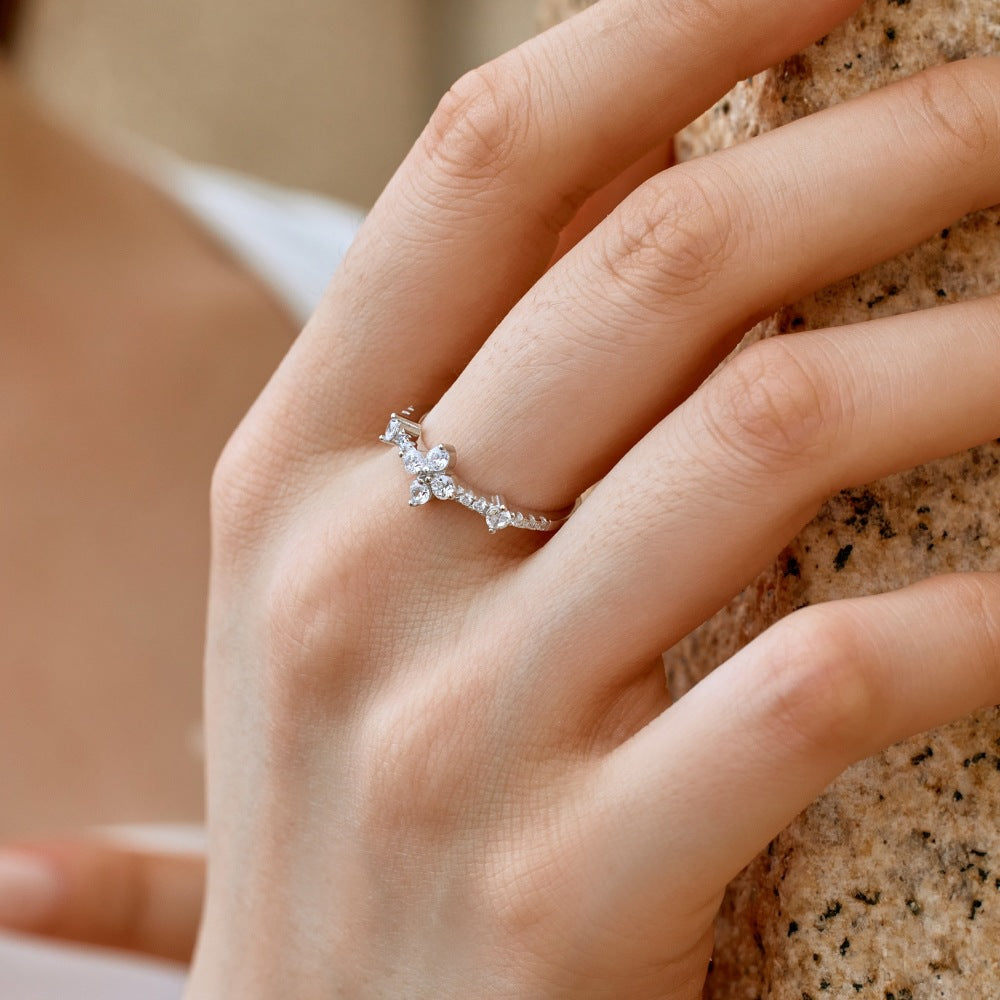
top-left (0, 850), bottom-right (63, 928)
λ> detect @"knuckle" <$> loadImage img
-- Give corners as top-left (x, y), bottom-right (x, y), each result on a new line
top-left (485, 845), bottom-right (581, 984)
top-left (906, 58), bottom-right (1000, 166)
top-left (420, 58), bottom-right (532, 186)
top-left (257, 526), bottom-right (372, 726)
top-left (357, 697), bottom-right (438, 814)
top-left (354, 678), bottom-right (493, 835)
top-left (754, 605), bottom-right (879, 762)
top-left (701, 338), bottom-right (841, 473)
top-left (209, 423), bottom-right (288, 555)
top-left (603, 166), bottom-right (738, 299)
top-left (209, 435), bottom-right (263, 552)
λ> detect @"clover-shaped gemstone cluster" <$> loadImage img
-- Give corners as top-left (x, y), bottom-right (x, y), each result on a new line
top-left (381, 415), bottom-right (551, 533)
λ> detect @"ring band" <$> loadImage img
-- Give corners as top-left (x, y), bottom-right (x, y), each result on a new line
top-left (381, 410), bottom-right (574, 533)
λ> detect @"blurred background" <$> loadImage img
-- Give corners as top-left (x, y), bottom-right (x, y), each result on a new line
top-left (3, 0), bottom-right (538, 207)
top-left (0, 0), bottom-right (543, 843)
top-left (2, 11), bottom-right (569, 994)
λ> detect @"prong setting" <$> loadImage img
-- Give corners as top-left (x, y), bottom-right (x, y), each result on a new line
top-left (380, 413), bottom-right (569, 533)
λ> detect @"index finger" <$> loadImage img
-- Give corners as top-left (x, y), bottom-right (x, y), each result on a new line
top-left (264, 0), bottom-right (866, 452)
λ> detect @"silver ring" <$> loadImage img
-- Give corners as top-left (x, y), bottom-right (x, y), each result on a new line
top-left (380, 410), bottom-right (574, 533)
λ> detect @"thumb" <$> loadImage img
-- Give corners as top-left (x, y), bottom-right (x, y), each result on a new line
top-left (0, 833), bottom-right (204, 964)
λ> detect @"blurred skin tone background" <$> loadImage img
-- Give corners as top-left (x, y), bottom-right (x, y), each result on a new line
top-left (0, 0), bottom-right (535, 839)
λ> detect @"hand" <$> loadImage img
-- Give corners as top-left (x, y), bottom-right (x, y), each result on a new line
top-left (186, 0), bottom-right (1000, 996)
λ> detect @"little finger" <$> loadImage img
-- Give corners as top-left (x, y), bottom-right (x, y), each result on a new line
top-left (583, 571), bottom-right (1000, 925)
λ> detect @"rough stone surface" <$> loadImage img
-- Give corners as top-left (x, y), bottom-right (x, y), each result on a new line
top-left (538, 1), bottom-right (1000, 996)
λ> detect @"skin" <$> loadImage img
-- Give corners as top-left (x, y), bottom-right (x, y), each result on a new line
top-left (5, 0), bottom-right (1000, 995)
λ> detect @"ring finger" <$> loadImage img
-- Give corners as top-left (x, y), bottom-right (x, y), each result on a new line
top-left (424, 56), bottom-right (1000, 512)
top-left (521, 290), bottom-right (1000, 698)
top-left (248, 0), bottom-right (867, 454)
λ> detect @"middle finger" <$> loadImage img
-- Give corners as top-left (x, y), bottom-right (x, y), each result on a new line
top-left (259, 0), bottom-right (866, 452)
top-left (423, 56), bottom-right (1000, 512)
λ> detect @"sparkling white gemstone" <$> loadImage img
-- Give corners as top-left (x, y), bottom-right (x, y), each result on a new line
top-left (426, 445), bottom-right (452, 473)
top-left (430, 475), bottom-right (456, 500)
top-left (409, 481), bottom-right (431, 506)
top-left (402, 447), bottom-right (425, 474)
top-left (486, 506), bottom-right (513, 532)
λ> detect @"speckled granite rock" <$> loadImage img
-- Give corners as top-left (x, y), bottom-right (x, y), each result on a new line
top-left (537, 1), bottom-right (1000, 997)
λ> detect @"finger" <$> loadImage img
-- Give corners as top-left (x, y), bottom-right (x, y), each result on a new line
top-left (258, 0), bottom-right (865, 450)
top-left (585, 572), bottom-right (1000, 926)
top-left (524, 291), bottom-right (1000, 688)
top-left (0, 837), bottom-right (204, 964)
top-left (549, 140), bottom-right (675, 267)
top-left (425, 56), bottom-right (1000, 512)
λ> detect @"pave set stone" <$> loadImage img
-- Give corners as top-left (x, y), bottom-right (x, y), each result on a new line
top-left (381, 414), bottom-right (552, 533)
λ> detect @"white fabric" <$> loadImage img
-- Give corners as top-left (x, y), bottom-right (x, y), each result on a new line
top-left (149, 157), bottom-right (365, 322)
top-left (0, 934), bottom-right (186, 1000)
top-left (150, 155), bottom-right (365, 322)
top-left (3, 158), bottom-right (363, 996)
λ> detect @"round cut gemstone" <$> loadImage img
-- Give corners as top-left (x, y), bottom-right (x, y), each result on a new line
top-left (426, 445), bottom-right (452, 472)
top-left (473, 498), bottom-right (490, 515)
top-left (460, 493), bottom-right (476, 507)
top-left (409, 481), bottom-right (431, 506)
top-left (486, 506), bottom-right (513, 533)
top-left (402, 448), bottom-right (425, 474)
top-left (430, 475), bottom-right (456, 500)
